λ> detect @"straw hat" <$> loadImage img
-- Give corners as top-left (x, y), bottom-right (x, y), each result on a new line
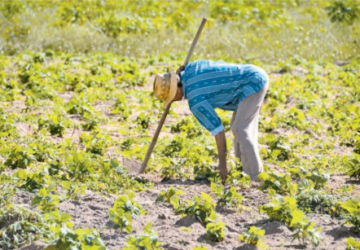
top-left (153, 68), bottom-right (178, 107)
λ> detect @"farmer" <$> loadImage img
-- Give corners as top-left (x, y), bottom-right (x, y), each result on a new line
top-left (153, 60), bottom-right (269, 181)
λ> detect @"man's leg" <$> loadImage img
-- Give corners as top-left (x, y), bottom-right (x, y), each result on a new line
top-left (231, 81), bottom-right (269, 180)
top-left (230, 112), bottom-right (241, 160)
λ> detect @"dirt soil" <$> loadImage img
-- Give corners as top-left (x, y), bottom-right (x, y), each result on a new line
top-left (12, 173), bottom-right (360, 250)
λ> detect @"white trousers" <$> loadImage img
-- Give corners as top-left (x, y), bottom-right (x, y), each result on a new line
top-left (230, 81), bottom-right (269, 180)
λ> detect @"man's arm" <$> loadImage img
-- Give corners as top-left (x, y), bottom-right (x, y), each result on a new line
top-left (215, 130), bottom-right (228, 182)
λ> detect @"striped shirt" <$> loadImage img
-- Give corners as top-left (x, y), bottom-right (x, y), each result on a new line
top-left (180, 60), bottom-right (268, 136)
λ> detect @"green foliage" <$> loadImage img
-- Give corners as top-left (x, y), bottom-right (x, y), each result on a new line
top-left (155, 186), bottom-right (184, 209)
top-left (109, 192), bottom-right (145, 233)
top-left (61, 181), bottom-right (86, 201)
top-left (259, 195), bottom-right (300, 225)
top-left (238, 226), bottom-right (268, 249)
top-left (124, 222), bottom-right (162, 250)
top-left (211, 183), bottom-right (244, 212)
top-left (44, 226), bottom-right (107, 250)
top-left (291, 219), bottom-right (323, 247)
top-left (266, 136), bottom-right (293, 161)
top-left (295, 190), bottom-right (342, 217)
top-left (259, 195), bottom-right (322, 246)
top-left (205, 221), bottom-right (226, 242)
top-left (79, 131), bottom-right (110, 155)
top-left (0, 205), bottom-right (49, 250)
top-left (4, 145), bottom-right (36, 169)
top-left (345, 155), bottom-right (360, 181)
top-left (290, 167), bottom-right (330, 189)
top-left (38, 114), bottom-right (68, 137)
top-left (340, 199), bottom-right (360, 233)
top-left (175, 193), bottom-right (216, 225)
top-left (257, 172), bottom-right (296, 195)
top-left (31, 186), bottom-right (60, 213)
top-left (326, 1), bottom-right (360, 25)
top-left (345, 237), bottom-right (360, 250)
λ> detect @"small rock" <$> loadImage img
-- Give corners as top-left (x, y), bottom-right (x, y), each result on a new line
top-left (158, 213), bottom-right (166, 219)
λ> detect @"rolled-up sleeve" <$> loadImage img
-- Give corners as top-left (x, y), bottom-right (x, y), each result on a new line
top-left (189, 100), bottom-right (224, 136)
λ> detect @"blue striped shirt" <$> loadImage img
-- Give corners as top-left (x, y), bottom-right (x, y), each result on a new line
top-left (180, 60), bottom-right (268, 136)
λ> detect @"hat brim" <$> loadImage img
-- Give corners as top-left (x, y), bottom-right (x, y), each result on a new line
top-left (164, 68), bottom-right (177, 107)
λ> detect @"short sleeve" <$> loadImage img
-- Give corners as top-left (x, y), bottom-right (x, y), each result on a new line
top-left (189, 100), bottom-right (224, 136)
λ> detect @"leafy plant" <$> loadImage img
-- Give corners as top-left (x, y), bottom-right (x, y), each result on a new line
top-left (345, 155), bottom-right (360, 181)
top-left (155, 185), bottom-right (184, 209)
top-left (238, 226), bottom-right (268, 249)
top-left (257, 171), bottom-right (296, 195)
top-left (31, 186), bottom-right (60, 212)
top-left (290, 167), bottom-right (330, 189)
top-left (0, 205), bottom-right (49, 250)
top-left (175, 193), bottom-right (216, 225)
top-left (295, 190), bottom-right (342, 217)
top-left (38, 114), bottom-right (68, 137)
top-left (211, 183), bottom-right (244, 212)
top-left (345, 237), bottom-right (360, 250)
top-left (205, 221), bottom-right (226, 242)
top-left (79, 131), bottom-right (110, 155)
top-left (326, 1), bottom-right (359, 25)
top-left (4, 145), bottom-right (36, 169)
top-left (124, 222), bottom-right (162, 250)
top-left (109, 192), bottom-right (145, 233)
top-left (259, 195), bottom-right (322, 246)
top-left (44, 226), bottom-right (107, 250)
top-left (340, 199), bottom-right (360, 233)
top-left (291, 219), bottom-right (323, 247)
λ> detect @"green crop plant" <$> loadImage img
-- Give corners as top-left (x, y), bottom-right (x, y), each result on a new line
top-left (64, 151), bottom-right (97, 182)
top-left (31, 186), bottom-right (60, 213)
top-left (124, 222), bottom-right (162, 250)
top-left (225, 164), bottom-right (251, 189)
top-left (345, 237), bottom-right (360, 250)
top-left (44, 226), bottom-right (107, 250)
top-left (61, 181), bottom-right (86, 201)
top-left (295, 190), bottom-right (342, 217)
top-left (257, 171), bottom-right (296, 195)
top-left (109, 192), bottom-right (145, 233)
top-left (82, 112), bottom-right (101, 131)
top-left (156, 185), bottom-right (184, 209)
top-left (211, 183), bottom-right (245, 212)
top-left (289, 167), bottom-right (330, 189)
top-left (340, 199), bottom-right (360, 233)
top-left (38, 114), bottom-right (68, 137)
top-left (136, 112), bottom-right (152, 129)
top-left (260, 195), bottom-right (323, 246)
top-left (4, 145), bottom-right (36, 169)
top-left (345, 155), bottom-right (360, 181)
top-left (206, 221), bottom-right (226, 242)
top-left (259, 195), bottom-right (300, 226)
top-left (175, 193), bottom-right (216, 225)
top-left (79, 131), bottom-right (110, 155)
top-left (14, 169), bottom-right (49, 192)
top-left (238, 226), bottom-right (269, 250)
top-left (159, 158), bottom-right (187, 181)
top-left (291, 219), bottom-right (322, 247)
top-left (0, 205), bottom-right (50, 250)
top-left (265, 136), bottom-right (294, 161)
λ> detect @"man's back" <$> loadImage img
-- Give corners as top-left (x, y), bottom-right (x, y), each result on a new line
top-left (180, 60), bottom-right (268, 136)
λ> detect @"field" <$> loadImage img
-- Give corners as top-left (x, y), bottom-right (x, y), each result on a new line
top-left (1, 1), bottom-right (360, 250)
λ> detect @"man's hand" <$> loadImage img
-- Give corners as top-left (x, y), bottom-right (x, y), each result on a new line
top-left (219, 162), bottom-right (229, 183)
top-left (215, 130), bottom-right (228, 182)
top-left (176, 65), bottom-right (185, 76)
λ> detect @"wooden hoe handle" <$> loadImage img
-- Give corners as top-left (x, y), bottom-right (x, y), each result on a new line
top-left (139, 104), bottom-right (171, 174)
top-left (139, 18), bottom-right (207, 174)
